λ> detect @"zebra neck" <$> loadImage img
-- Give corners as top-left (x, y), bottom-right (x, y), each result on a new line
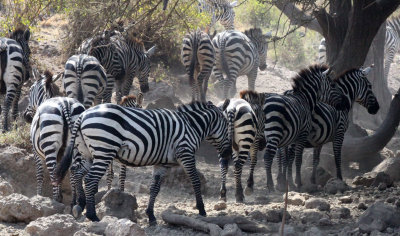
top-left (337, 77), bottom-right (356, 110)
top-left (388, 18), bottom-right (400, 36)
top-left (293, 91), bottom-right (316, 111)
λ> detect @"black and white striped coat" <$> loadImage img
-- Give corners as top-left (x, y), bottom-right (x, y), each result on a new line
top-left (87, 33), bottom-right (156, 103)
top-left (212, 28), bottom-right (270, 98)
top-left (284, 66), bottom-right (379, 187)
top-left (63, 54), bottom-right (110, 108)
top-left (198, 0), bottom-right (237, 31)
top-left (54, 101), bottom-right (231, 224)
top-left (240, 65), bottom-right (348, 191)
top-left (0, 29), bottom-right (31, 131)
top-left (31, 97), bottom-right (85, 202)
top-left (181, 29), bottom-right (215, 102)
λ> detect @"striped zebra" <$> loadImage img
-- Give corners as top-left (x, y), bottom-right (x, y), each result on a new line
top-left (198, 0), bottom-right (237, 31)
top-left (240, 64), bottom-right (348, 192)
top-left (53, 101), bottom-right (231, 224)
top-left (384, 17), bottom-right (400, 81)
top-left (0, 28), bottom-right (31, 131)
top-left (284, 66), bottom-right (379, 188)
top-left (30, 97), bottom-right (85, 202)
top-left (217, 98), bottom-right (263, 202)
top-left (181, 29), bottom-right (215, 102)
top-left (317, 38), bottom-right (326, 64)
top-left (212, 28), bottom-right (270, 98)
top-left (87, 33), bottom-right (156, 103)
top-left (63, 54), bottom-right (110, 108)
top-left (23, 70), bottom-right (62, 123)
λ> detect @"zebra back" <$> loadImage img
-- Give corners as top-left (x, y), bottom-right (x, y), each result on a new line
top-left (9, 28), bottom-right (31, 79)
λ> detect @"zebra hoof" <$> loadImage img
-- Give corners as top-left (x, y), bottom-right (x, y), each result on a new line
top-left (149, 219), bottom-right (158, 226)
top-left (72, 205), bottom-right (83, 219)
top-left (244, 187), bottom-right (253, 196)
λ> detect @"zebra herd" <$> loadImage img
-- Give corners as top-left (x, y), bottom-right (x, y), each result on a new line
top-left (0, 0), bottom-right (382, 226)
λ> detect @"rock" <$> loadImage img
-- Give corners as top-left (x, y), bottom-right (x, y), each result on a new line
top-left (0, 177), bottom-right (13, 196)
top-left (265, 209), bottom-right (291, 223)
top-left (301, 167), bottom-right (332, 187)
top-left (338, 207), bottom-right (351, 219)
top-left (25, 214), bottom-right (82, 236)
top-left (339, 196), bottom-right (353, 204)
top-left (318, 217), bottom-right (332, 226)
top-left (104, 218), bottom-right (145, 236)
top-left (305, 198), bottom-right (330, 211)
top-left (248, 210), bottom-right (265, 222)
top-left (0, 147), bottom-right (72, 204)
top-left (95, 190), bottom-right (107, 205)
top-left (304, 226), bottom-right (324, 236)
top-left (301, 183), bottom-right (319, 193)
top-left (279, 225), bottom-right (296, 236)
top-left (324, 178), bottom-right (348, 194)
top-left (378, 183), bottom-right (387, 191)
top-left (372, 156), bottom-right (400, 181)
top-left (353, 175), bottom-right (375, 187)
top-left (286, 192), bottom-right (310, 206)
top-left (73, 229), bottom-right (101, 236)
top-left (371, 172), bottom-right (393, 188)
top-left (254, 196), bottom-right (269, 204)
top-left (358, 201), bottom-right (400, 233)
top-left (395, 200), bottom-right (400, 208)
top-left (96, 189), bottom-right (138, 221)
top-left (386, 197), bottom-right (395, 204)
top-left (214, 201), bottom-right (227, 211)
top-left (354, 172), bottom-right (393, 188)
top-left (221, 223), bottom-right (243, 236)
top-left (137, 183), bottom-right (150, 194)
top-left (358, 202), bottom-right (368, 210)
top-left (163, 166), bottom-right (207, 194)
top-left (300, 210), bottom-right (324, 224)
top-left (0, 194), bottom-right (63, 223)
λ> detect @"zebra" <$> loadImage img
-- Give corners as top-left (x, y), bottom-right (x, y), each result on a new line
top-left (283, 65), bottom-right (379, 188)
top-left (63, 54), bottom-right (110, 108)
top-left (198, 0), bottom-right (237, 31)
top-left (181, 29), bottom-right (215, 102)
top-left (317, 38), bottom-right (326, 64)
top-left (53, 101), bottom-right (232, 224)
top-left (217, 98), bottom-right (263, 202)
top-left (0, 28), bottom-right (31, 131)
top-left (384, 17), bottom-right (400, 81)
top-left (240, 64), bottom-right (348, 192)
top-left (86, 32), bottom-right (156, 103)
top-left (23, 70), bottom-right (62, 123)
top-left (30, 97), bottom-right (86, 202)
top-left (212, 28), bottom-right (270, 98)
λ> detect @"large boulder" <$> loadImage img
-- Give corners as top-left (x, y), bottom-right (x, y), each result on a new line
top-left (324, 178), bottom-right (348, 194)
top-left (0, 176), bottom-right (14, 196)
top-left (96, 189), bottom-right (138, 221)
top-left (357, 201), bottom-right (400, 233)
top-left (0, 146), bottom-right (72, 204)
top-left (305, 198), bottom-right (330, 211)
top-left (104, 218), bottom-right (145, 236)
top-left (221, 223), bottom-right (243, 236)
top-left (371, 156), bottom-right (400, 182)
top-left (25, 214), bottom-right (82, 236)
top-left (163, 166), bottom-right (207, 194)
top-left (0, 194), bottom-right (65, 223)
top-left (352, 172), bottom-right (393, 187)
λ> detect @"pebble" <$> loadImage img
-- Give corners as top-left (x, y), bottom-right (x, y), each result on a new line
top-left (339, 207), bottom-right (351, 219)
top-left (386, 197), bottom-right (395, 203)
top-left (339, 196), bottom-right (353, 204)
top-left (378, 183), bottom-right (387, 191)
top-left (214, 201), bottom-right (227, 211)
top-left (358, 202), bottom-right (368, 210)
top-left (395, 200), bottom-right (400, 208)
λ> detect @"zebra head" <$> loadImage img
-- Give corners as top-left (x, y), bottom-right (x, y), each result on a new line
top-left (23, 70), bottom-right (62, 123)
top-left (338, 65), bottom-right (379, 114)
top-left (239, 90), bottom-right (266, 131)
top-left (9, 28), bottom-right (31, 80)
top-left (204, 101), bottom-right (232, 160)
top-left (120, 93), bottom-right (144, 108)
top-left (244, 28), bottom-right (269, 71)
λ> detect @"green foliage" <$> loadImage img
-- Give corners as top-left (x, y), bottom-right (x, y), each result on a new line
top-left (0, 122), bottom-right (31, 149)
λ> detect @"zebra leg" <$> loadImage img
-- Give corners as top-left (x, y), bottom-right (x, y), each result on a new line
top-left (198, 69), bottom-right (212, 103)
top-left (294, 143), bottom-right (306, 190)
top-left (311, 146), bottom-right (322, 184)
top-left (286, 144), bottom-right (296, 190)
top-left (102, 74), bottom-right (114, 103)
top-left (245, 144), bottom-right (258, 195)
top-left (180, 156), bottom-right (206, 217)
top-left (264, 141), bottom-right (278, 192)
top-left (85, 158), bottom-right (112, 222)
top-left (119, 164), bottom-right (127, 192)
top-left (106, 162), bottom-right (114, 190)
top-left (2, 89), bottom-right (15, 132)
top-left (333, 135), bottom-right (344, 180)
top-left (48, 162), bottom-right (62, 202)
top-left (247, 66), bottom-right (258, 91)
top-left (34, 152), bottom-right (44, 196)
top-left (146, 165), bottom-right (168, 225)
top-left (11, 87), bottom-right (21, 125)
top-left (276, 148), bottom-right (286, 192)
top-left (234, 152), bottom-right (247, 203)
top-left (219, 154), bottom-right (229, 202)
top-left (70, 169), bottom-right (77, 213)
top-left (72, 169), bottom-right (87, 218)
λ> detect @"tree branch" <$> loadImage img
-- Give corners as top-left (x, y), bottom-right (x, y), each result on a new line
top-left (272, 0), bottom-right (323, 34)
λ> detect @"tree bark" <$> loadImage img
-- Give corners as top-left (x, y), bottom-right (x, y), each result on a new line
top-left (343, 87), bottom-right (400, 159)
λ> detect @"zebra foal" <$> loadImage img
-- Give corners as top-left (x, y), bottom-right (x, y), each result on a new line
top-left (54, 101), bottom-right (232, 224)
top-left (181, 29), bottom-right (215, 102)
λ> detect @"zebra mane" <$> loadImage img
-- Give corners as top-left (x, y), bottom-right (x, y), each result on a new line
top-left (336, 67), bottom-right (362, 80)
top-left (120, 94), bottom-right (137, 105)
top-left (43, 70), bottom-right (53, 85)
top-left (240, 90), bottom-right (263, 104)
top-left (9, 28), bottom-right (25, 39)
top-left (124, 33), bottom-right (145, 52)
top-left (244, 28), bottom-right (264, 40)
top-left (292, 64), bottom-right (329, 92)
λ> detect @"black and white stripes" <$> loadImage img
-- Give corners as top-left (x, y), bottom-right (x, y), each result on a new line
top-left (198, 0), bottom-right (237, 31)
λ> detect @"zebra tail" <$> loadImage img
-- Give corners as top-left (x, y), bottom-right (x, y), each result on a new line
top-left (189, 32), bottom-right (199, 88)
top-left (228, 109), bottom-right (237, 152)
top-left (53, 115), bottom-right (83, 186)
top-left (77, 58), bottom-right (84, 103)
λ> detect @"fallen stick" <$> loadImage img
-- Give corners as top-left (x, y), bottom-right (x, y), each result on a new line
top-left (198, 215), bottom-right (272, 233)
top-left (161, 210), bottom-right (222, 236)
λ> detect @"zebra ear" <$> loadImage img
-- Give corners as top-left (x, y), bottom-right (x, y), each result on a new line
top-left (230, 1), bottom-right (238, 7)
top-left (137, 92), bottom-right (144, 106)
top-left (52, 72), bottom-right (64, 82)
top-left (322, 68), bottom-right (332, 76)
top-left (146, 46), bottom-right (156, 57)
top-left (32, 67), bottom-right (40, 81)
top-left (362, 64), bottom-right (374, 76)
top-left (24, 29), bottom-right (30, 41)
top-left (222, 99), bottom-right (230, 111)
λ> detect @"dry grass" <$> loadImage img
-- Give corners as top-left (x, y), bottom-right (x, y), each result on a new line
top-left (0, 122), bottom-right (32, 150)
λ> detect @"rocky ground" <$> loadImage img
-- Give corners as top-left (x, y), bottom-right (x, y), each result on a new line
top-left (1, 14), bottom-right (400, 236)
